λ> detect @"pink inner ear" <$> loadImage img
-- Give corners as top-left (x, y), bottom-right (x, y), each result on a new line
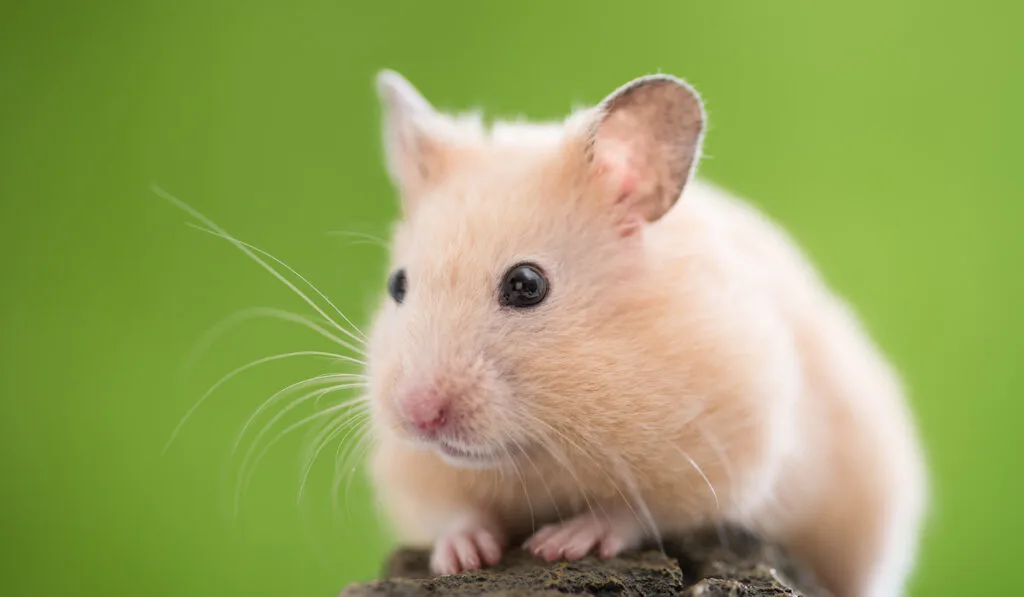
top-left (592, 139), bottom-right (648, 237)
top-left (594, 139), bottom-right (638, 203)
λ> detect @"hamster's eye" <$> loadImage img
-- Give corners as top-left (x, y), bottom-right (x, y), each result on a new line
top-left (388, 269), bottom-right (407, 304)
top-left (500, 263), bottom-right (548, 308)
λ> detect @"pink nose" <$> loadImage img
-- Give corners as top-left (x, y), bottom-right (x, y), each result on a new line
top-left (400, 387), bottom-right (449, 435)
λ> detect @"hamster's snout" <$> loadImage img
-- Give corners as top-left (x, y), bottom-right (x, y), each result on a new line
top-left (387, 358), bottom-right (513, 469)
top-left (398, 386), bottom-right (450, 437)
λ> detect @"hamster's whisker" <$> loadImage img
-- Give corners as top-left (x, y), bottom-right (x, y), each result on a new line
top-left (696, 425), bottom-right (737, 549)
top-left (297, 417), bottom-right (350, 502)
top-left (328, 419), bottom-right (357, 523)
top-left (696, 425), bottom-right (735, 488)
top-left (536, 436), bottom-right (595, 522)
top-left (233, 388), bottom-right (364, 514)
top-left (555, 425), bottom-right (655, 548)
top-left (238, 385), bottom-right (365, 479)
top-left (154, 186), bottom-right (367, 346)
top-left (162, 350), bottom-right (362, 455)
top-left (674, 444), bottom-right (728, 548)
top-left (232, 373), bottom-right (367, 456)
top-left (491, 441), bottom-right (507, 491)
top-left (184, 223), bottom-right (368, 345)
top-left (674, 445), bottom-right (721, 513)
top-left (607, 454), bottom-right (664, 554)
top-left (327, 230), bottom-right (389, 250)
top-left (298, 404), bottom-right (369, 503)
top-left (517, 414), bottom-right (595, 522)
top-left (313, 380), bottom-right (369, 408)
top-left (508, 432), bottom-right (563, 526)
top-left (517, 412), bottom-right (608, 519)
top-left (335, 420), bottom-right (373, 521)
top-left (491, 458), bottom-right (502, 496)
top-left (336, 411), bottom-right (373, 479)
top-left (242, 405), bottom-right (368, 518)
top-left (501, 443), bottom-right (536, 535)
top-left (179, 307), bottom-right (366, 386)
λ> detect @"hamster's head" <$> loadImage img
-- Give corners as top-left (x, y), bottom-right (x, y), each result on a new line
top-left (364, 71), bottom-right (705, 469)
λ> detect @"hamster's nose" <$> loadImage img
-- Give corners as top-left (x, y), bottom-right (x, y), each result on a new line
top-left (399, 387), bottom-right (449, 436)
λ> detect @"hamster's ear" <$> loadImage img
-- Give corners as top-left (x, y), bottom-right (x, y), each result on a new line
top-left (583, 75), bottom-right (706, 228)
top-left (375, 70), bottom-right (453, 206)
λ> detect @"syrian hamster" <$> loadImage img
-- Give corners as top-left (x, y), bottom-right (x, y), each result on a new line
top-left (362, 70), bottom-right (927, 597)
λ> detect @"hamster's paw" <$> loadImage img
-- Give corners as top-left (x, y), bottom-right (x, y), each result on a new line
top-left (525, 511), bottom-right (644, 561)
top-left (429, 513), bottom-right (506, 576)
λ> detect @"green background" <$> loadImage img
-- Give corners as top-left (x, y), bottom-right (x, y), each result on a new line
top-left (2, 1), bottom-right (1020, 595)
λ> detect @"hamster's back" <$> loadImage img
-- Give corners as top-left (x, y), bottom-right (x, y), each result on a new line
top-left (662, 179), bottom-right (928, 597)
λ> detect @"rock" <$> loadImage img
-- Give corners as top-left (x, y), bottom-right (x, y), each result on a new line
top-left (340, 526), bottom-right (830, 596)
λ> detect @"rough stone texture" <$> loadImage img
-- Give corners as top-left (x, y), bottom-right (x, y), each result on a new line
top-left (340, 526), bottom-right (831, 597)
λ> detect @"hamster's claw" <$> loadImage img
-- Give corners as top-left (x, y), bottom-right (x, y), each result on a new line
top-left (430, 526), bottom-right (504, 576)
top-left (525, 512), bottom-right (638, 562)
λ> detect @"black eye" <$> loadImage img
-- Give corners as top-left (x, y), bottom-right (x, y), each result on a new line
top-left (500, 263), bottom-right (548, 308)
top-left (388, 269), bottom-right (407, 304)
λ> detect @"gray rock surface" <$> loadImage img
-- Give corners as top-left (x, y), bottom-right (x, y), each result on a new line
top-left (340, 526), bottom-right (830, 596)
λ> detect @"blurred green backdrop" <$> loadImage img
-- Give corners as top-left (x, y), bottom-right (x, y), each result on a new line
top-left (2, 1), bottom-right (1021, 595)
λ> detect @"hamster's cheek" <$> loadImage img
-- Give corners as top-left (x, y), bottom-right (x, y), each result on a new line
top-left (364, 331), bottom-right (406, 434)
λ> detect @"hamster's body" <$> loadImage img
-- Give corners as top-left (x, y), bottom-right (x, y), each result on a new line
top-left (364, 72), bottom-right (927, 597)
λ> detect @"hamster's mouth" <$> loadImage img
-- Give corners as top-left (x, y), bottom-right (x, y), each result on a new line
top-left (436, 441), bottom-right (504, 469)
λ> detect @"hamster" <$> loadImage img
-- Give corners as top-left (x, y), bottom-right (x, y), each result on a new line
top-left (362, 70), bottom-right (928, 597)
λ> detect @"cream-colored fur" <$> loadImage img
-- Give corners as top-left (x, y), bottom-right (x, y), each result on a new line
top-left (364, 70), bottom-right (927, 597)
